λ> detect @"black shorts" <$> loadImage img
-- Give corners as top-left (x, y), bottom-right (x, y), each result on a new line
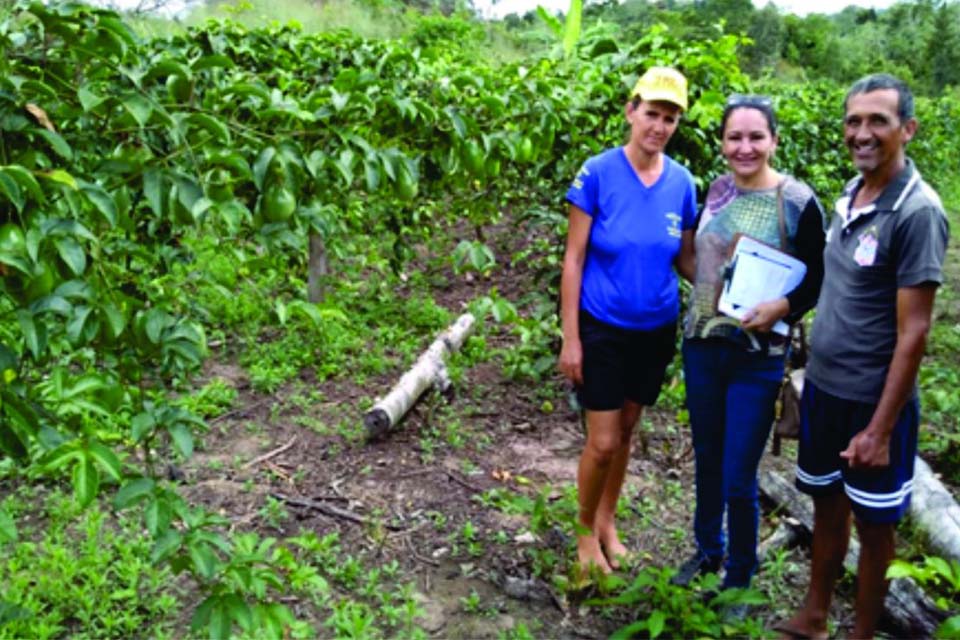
top-left (577, 311), bottom-right (677, 411)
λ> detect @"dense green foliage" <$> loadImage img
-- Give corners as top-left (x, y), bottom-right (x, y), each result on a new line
top-left (529, 0), bottom-right (960, 97)
top-left (0, 0), bottom-right (958, 636)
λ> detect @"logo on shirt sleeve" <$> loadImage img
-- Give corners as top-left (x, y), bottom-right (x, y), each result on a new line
top-left (854, 227), bottom-right (879, 267)
top-left (571, 165), bottom-right (589, 190)
top-left (665, 212), bottom-right (682, 238)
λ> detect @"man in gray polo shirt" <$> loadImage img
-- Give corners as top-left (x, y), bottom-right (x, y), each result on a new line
top-left (779, 74), bottom-right (949, 639)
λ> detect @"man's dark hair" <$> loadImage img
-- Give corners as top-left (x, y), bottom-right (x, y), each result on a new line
top-left (845, 73), bottom-right (915, 122)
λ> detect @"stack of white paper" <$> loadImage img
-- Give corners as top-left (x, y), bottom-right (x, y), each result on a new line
top-left (717, 235), bottom-right (806, 336)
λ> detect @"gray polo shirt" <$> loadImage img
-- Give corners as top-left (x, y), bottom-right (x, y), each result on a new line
top-left (807, 159), bottom-right (950, 403)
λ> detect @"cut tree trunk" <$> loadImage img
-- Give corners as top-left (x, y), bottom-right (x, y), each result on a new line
top-left (759, 470), bottom-right (946, 637)
top-left (307, 232), bottom-right (328, 303)
top-left (363, 313), bottom-right (476, 440)
top-left (911, 456), bottom-right (960, 563)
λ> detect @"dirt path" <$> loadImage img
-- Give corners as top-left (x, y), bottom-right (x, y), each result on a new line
top-left (176, 207), bottom-right (959, 637)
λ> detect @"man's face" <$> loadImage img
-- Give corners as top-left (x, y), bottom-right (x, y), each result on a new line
top-left (844, 88), bottom-right (916, 178)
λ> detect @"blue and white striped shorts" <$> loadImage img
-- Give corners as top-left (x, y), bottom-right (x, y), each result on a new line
top-left (795, 379), bottom-right (918, 524)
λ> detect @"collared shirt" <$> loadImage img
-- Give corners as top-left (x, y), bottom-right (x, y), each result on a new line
top-left (807, 159), bottom-right (950, 403)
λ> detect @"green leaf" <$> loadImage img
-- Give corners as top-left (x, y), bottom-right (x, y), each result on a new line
top-left (145, 496), bottom-right (172, 537)
top-left (0, 417), bottom-right (28, 459)
top-left (151, 528), bottom-right (183, 563)
top-left (72, 455), bottom-right (99, 507)
top-left (113, 477), bottom-right (155, 509)
top-left (274, 300), bottom-right (288, 326)
top-left (935, 615), bottom-right (960, 639)
top-left (0, 171), bottom-right (23, 212)
top-left (444, 107), bottom-right (467, 138)
top-left (145, 309), bottom-right (170, 344)
top-left (886, 560), bottom-right (916, 580)
top-left (222, 593), bottom-right (253, 631)
top-left (2, 166), bottom-right (45, 206)
top-left (0, 510), bottom-right (17, 544)
top-left (333, 149), bottom-right (355, 185)
top-left (252, 147), bottom-right (277, 191)
top-left (561, 0), bottom-right (583, 58)
top-left (20, 80), bottom-right (57, 101)
top-left (143, 169), bottom-right (164, 217)
top-left (609, 620), bottom-right (648, 640)
top-left (77, 86), bottom-right (106, 112)
top-left (66, 305), bottom-right (94, 344)
top-left (145, 59), bottom-right (191, 82)
top-left (122, 94), bottom-right (153, 127)
top-left (287, 300), bottom-right (324, 328)
top-left (131, 411), bottom-right (156, 442)
top-left (191, 54), bottom-right (234, 71)
top-left (221, 82), bottom-right (269, 103)
top-left (30, 295), bottom-right (71, 316)
top-left (536, 5), bottom-right (563, 36)
top-left (168, 422), bottom-right (194, 459)
top-left (330, 89), bottom-right (349, 112)
top-left (647, 609), bottom-right (666, 638)
top-left (192, 596), bottom-right (216, 634)
top-left (87, 441), bottom-right (122, 482)
top-left (81, 184), bottom-right (118, 227)
top-left (54, 237), bottom-right (86, 276)
top-left (181, 113), bottom-right (231, 146)
top-left (16, 310), bottom-right (45, 360)
top-left (39, 169), bottom-right (77, 189)
top-left (363, 157), bottom-right (380, 192)
top-left (188, 540), bottom-right (218, 579)
top-left (208, 598), bottom-right (231, 640)
top-left (34, 129), bottom-right (72, 160)
top-left (101, 303), bottom-right (126, 341)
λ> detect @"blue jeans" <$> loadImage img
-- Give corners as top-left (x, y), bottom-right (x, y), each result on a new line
top-left (682, 338), bottom-right (785, 587)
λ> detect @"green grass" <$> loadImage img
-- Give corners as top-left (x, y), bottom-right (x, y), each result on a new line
top-left (0, 489), bottom-right (181, 638)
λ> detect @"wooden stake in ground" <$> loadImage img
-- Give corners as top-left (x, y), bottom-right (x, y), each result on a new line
top-left (364, 313), bottom-right (476, 440)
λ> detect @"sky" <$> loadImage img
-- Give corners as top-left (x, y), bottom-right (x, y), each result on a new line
top-left (478, 0), bottom-right (899, 19)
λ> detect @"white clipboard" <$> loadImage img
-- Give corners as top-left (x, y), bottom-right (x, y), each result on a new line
top-left (717, 235), bottom-right (806, 336)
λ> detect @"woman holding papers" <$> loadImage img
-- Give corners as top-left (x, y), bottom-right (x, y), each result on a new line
top-left (559, 67), bottom-right (697, 578)
top-left (673, 95), bottom-right (826, 593)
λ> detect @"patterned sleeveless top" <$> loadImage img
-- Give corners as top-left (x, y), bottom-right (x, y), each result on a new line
top-left (683, 174), bottom-right (815, 354)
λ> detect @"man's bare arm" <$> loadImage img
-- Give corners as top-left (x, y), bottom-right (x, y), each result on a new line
top-left (841, 284), bottom-right (937, 468)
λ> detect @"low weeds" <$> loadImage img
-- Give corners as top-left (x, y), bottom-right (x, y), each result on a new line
top-left (591, 569), bottom-right (767, 639)
top-left (0, 490), bottom-right (180, 638)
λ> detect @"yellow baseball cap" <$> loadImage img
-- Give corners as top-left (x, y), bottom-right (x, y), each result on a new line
top-left (631, 67), bottom-right (688, 111)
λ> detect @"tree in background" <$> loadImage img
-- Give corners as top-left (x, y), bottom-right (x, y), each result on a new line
top-left (925, 1), bottom-right (960, 94)
top-left (743, 2), bottom-right (784, 75)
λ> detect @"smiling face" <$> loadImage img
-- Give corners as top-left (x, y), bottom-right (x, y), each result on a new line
top-left (626, 99), bottom-right (680, 157)
top-left (721, 106), bottom-right (777, 185)
top-left (844, 88), bottom-right (916, 180)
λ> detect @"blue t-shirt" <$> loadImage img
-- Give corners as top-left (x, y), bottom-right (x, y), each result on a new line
top-left (566, 147), bottom-right (697, 330)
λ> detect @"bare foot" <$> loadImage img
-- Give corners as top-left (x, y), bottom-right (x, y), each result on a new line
top-left (773, 611), bottom-right (829, 640)
top-left (597, 526), bottom-right (630, 570)
top-left (576, 534), bottom-right (612, 581)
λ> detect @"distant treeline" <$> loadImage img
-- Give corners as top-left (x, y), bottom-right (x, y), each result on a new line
top-left (497, 0), bottom-right (960, 96)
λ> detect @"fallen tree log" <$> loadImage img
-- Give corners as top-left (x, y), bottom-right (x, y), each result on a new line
top-left (911, 456), bottom-right (960, 564)
top-left (364, 312), bottom-right (476, 440)
top-left (759, 470), bottom-right (945, 637)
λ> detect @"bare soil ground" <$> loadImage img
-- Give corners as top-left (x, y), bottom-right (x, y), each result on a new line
top-left (177, 212), bottom-right (956, 638)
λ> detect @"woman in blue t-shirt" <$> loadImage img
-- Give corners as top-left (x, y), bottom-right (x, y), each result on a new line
top-left (673, 95), bottom-right (826, 596)
top-left (559, 67), bottom-right (698, 577)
